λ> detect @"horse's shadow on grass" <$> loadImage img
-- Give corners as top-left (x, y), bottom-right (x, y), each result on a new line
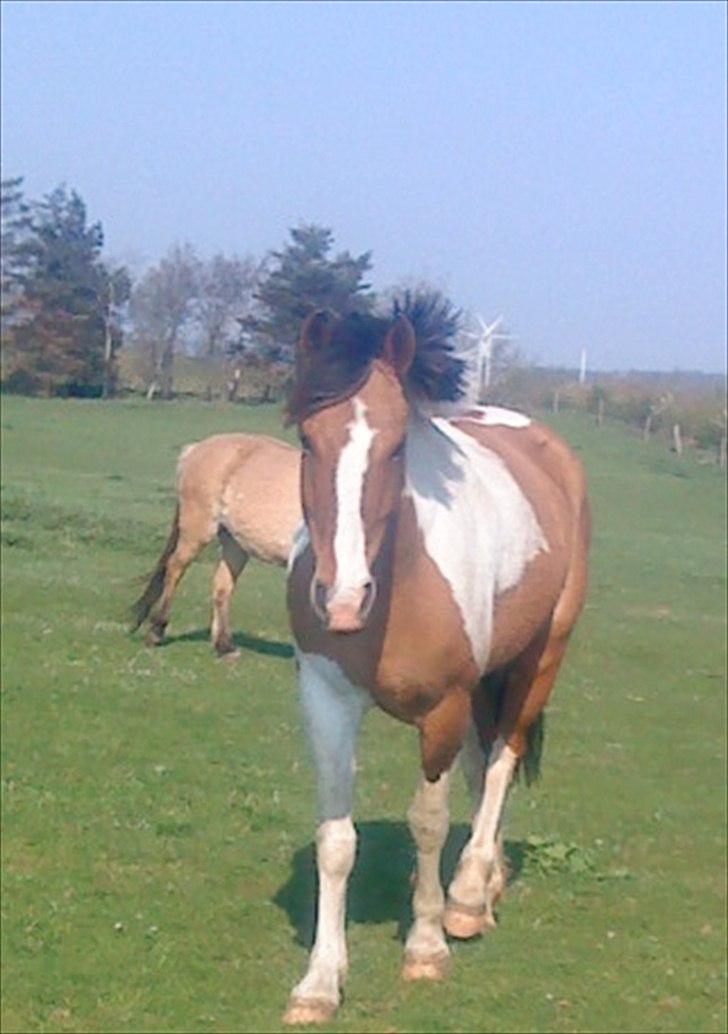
top-left (160, 627), bottom-right (294, 659)
top-left (273, 819), bottom-right (529, 948)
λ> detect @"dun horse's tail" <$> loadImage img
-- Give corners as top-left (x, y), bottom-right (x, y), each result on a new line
top-left (477, 669), bottom-right (545, 786)
top-left (129, 504), bottom-right (180, 632)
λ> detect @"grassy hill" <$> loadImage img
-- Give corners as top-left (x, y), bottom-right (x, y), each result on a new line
top-left (1, 396), bottom-right (725, 1033)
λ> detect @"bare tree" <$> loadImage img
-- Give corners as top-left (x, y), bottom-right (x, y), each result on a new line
top-left (197, 254), bottom-right (259, 399)
top-left (198, 254), bottom-right (259, 356)
top-left (643, 392), bottom-right (673, 442)
top-left (101, 265), bottom-right (132, 399)
top-left (130, 243), bottom-right (201, 399)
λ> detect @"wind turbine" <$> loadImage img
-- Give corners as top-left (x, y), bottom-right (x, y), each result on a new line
top-left (463, 314), bottom-right (515, 401)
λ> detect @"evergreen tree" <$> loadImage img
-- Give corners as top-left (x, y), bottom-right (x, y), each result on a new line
top-left (1, 177), bottom-right (33, 331)
top-left (241, 224), bottom-right (374, 359)
top-left (3, 184), bottom-right (130, 396)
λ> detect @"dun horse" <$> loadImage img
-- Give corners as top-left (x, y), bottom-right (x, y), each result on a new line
top-left (284, 296), bottom-right (590, 1024)
top-left (131, 433), bottom-right (301, 656)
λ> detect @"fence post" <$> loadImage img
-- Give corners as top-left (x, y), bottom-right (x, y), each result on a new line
top-left (719, 435), bottom-right (726, 469)
top-left (672, 424), bottom-right (683, 456)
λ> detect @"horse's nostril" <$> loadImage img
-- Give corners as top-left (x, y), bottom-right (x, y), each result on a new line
top-left (309, 578), bottom-right (328, 622)
top-left (359, 579), bottom-right (377, 622)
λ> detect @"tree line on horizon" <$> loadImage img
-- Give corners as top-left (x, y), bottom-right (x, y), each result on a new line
top-left (0, 177), bottom-right (395, 401)
top-left (1, 177), bottom-right (724, 463)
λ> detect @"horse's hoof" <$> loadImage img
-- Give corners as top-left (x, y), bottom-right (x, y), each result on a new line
top-left (145, 631), bottom-right (164, 647)
top-left (282, 997), bottom-right (337, 1025)
top-left (216, 646), bottom-right (241, 662)
top-left (401, 951), bottom-right (450, 982)
top-left (443, 901), bottom-right (496, 940)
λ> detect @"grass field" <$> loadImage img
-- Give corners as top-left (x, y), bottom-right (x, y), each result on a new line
top-left (1, 395), bottom-right (726, 1034)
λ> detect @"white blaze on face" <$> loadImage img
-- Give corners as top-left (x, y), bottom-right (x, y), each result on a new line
top-left (332, 397), bottom-right (377, 602)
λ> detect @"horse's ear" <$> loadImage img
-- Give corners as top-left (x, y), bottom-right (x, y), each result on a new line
top-left (299, 310), bottom-right (334, 354)
top-left (381, 314), bottom-right (416, 376)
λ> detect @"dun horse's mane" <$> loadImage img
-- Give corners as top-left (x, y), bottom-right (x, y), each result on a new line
top-left (286, 290), bottom-right (469, 423)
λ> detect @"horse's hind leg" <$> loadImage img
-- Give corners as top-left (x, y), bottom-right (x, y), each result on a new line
top-left (459, 717), bottom-right (486, 812)
top-left (146, 533), bottom-right (201, 645)
top-left (444, 626), bottom-right (570, 939)
top-left (446, 506), bottom-right (589, 938)
top-left (210, 527), bottom-right (249, 658)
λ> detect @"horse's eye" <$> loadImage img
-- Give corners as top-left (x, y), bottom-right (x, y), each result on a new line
top-left (300, 434), bottom-right (312, 453)
top-left (392, 442), bottom-right (405, 460)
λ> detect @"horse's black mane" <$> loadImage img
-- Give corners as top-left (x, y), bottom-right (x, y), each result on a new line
top-left (286, 289), bottom-right (468, 423)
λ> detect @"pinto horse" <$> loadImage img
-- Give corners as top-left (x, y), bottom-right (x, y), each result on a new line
top-left (284, 297), bottom-right (590, 1024)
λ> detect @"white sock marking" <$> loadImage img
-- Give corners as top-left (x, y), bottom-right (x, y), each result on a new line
top-left (406, 772), bottom-right (451, 962)
top-left (291, 652), bottom-right (370, 1009)
top-left (449, 736), bottom-right (517, 909)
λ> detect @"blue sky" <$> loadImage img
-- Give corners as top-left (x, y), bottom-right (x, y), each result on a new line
top-left (2, 1), bottom-right (726, 371)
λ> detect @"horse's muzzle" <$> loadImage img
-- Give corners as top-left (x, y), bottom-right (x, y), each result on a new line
top-left (310, 578), bottom-right (377, 633)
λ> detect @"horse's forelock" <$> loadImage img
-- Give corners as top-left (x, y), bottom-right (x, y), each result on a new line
top-left (286, 299), bottom-right (470, 424)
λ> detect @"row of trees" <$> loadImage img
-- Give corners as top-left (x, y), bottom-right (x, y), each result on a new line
top-left (1, 178), bottom-right (378, 399)
top-left (1, 179), bottom-right (131, 397)
top-left (489, 363), bottom-right (727, 461)
top-left (2, 177), bottom-right (724, 464)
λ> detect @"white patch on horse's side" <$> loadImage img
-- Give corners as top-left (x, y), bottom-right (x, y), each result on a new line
top-left (404, 414), bottom-right (547, 671)
top-left (459, 405), bottom-right (532, 428)
top-left (332, 397), bottom-right (377, 601)
top-left (288, 520), bottom-right (310, 572)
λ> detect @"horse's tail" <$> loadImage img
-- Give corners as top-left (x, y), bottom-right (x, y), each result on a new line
top-left (475, 668), bottom-right (545, 787)
top-left (129, 503), bottom-right (181, 632)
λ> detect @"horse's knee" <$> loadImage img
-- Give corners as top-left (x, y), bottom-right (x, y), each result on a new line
top-left (317, 818), bottom-right (356, 878)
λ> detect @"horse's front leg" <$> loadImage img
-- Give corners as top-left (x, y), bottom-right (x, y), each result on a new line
top-left (403, 770), bottom-right (452, 981)
top-left (210, 529), bottom-right (248, 658)
top-left (284, 654), bottom-right (368, 1026)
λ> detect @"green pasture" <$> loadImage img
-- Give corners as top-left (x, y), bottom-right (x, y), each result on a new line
top-left (1, 395), bottom-right (726, 1033)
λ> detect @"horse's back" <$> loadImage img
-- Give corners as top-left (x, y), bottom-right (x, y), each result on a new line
top-left (220, 439), bottom-right (302, 563)
top-left (176, 433), bottom-right (301, 562)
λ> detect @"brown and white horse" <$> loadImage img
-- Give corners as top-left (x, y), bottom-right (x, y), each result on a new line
top-left (284, 298), bottom-right (590, 1024)
top-left (131, 433), bottom-right (301, 656)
